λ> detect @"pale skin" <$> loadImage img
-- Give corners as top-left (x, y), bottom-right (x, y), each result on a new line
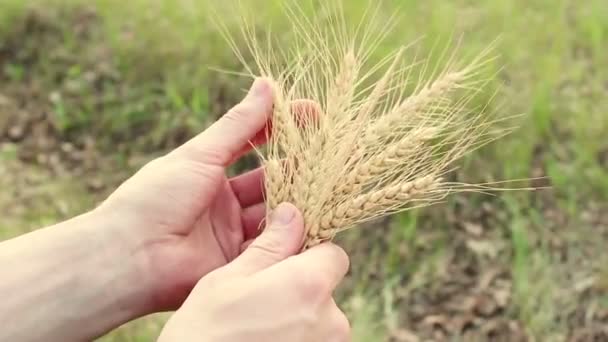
top-left (0, 78), bottom-right (351, 342)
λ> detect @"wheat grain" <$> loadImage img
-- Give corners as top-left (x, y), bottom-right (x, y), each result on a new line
top-left (340, 127), bottom-right (440, 193)
top-left (305, 176), bottom-right (441, 248)
top-left (264, 159), bottom-right (288, 210)
top-left (220, 1), bottom-right (520, 249)
top-left (328, 49), bottom-right (359, 115)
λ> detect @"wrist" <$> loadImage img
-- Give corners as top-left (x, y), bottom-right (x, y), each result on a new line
top-left (0, 210), bottom-right (157, 341)
top-left (85, 208), bottom-right (159, 318)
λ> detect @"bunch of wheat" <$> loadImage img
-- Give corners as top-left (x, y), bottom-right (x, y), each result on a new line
top-left (218, 2), bottom-right (515, 249)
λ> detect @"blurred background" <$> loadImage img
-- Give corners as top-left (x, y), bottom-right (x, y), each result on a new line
top-left (0, 0), bottom-right (607, 340)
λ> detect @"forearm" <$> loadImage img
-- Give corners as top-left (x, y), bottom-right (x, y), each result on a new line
top-left (0, 211), bottom-right (151, 341)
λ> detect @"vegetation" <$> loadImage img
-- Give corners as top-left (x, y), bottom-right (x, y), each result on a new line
top-left (1, 0), bottom-right (607, 340)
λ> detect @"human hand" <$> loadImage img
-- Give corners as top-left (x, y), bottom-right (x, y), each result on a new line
top-left (93, 78), bottom-right (309, 312)
top-left (158, 203), bottom-right (351, 342)
top-left (0, 78), bottom-right (333, 341)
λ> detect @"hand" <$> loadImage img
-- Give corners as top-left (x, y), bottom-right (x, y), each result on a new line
top-left (95, 78), bottom-right (282, 311)
top-left (0, 78), bottom-right (329, 341)
top-left (158, 203), bottom-right (351, 342)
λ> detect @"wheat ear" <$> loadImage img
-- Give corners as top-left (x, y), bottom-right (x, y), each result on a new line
top-left (220, 1), bottom-right (520, 248)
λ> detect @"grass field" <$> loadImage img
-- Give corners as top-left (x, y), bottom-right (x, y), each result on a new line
top-left (1, 0), bottom-right (607, 340)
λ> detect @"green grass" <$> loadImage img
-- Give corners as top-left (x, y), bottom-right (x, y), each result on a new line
top-left (2, 0), bottom-right (608, 340)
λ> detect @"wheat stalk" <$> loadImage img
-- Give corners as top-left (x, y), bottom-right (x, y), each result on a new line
top-left (219, 1), bottom-right (522, 249)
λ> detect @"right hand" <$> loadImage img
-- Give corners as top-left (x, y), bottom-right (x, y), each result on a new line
top-left (157, 202), bottom-right (352, 342)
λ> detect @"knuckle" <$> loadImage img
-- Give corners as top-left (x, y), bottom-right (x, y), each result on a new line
top-left (299, 307), bottom-right (318, 328)
top-left (197, 268), bottom-right (226, 287)
top-left (298, 272), bottom-right (330, 302)
top-left (334, 312), bottom-right (351, 340)
top-left (224, 103), bottom-right (252, 122)
top-left (328, 244), bottom-right (350, 274)
top-left (174, 136), bottom-right (227, 166)
top-left (247, 238), bottom-right (283, 263)
top-left (196, 145), bottom-right (228, 165)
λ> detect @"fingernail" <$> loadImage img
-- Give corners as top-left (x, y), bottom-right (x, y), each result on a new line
top-left (248, 77), bottom-right (270, 98)
top-left (270, 203), bottom-right (296, 225)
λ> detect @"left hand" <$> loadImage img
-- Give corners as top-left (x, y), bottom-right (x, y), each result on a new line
top-left (94, 78), bottom-right (301, 312)
top-left (0, 78), bottom-right (323, 341)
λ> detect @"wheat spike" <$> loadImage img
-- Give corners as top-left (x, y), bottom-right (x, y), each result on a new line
top-left (306, 176), bottom-right (441, 248)
top-left (340, 127), bottom-right (440, 193)
top-left (220, 1), bottom-right (519, 249)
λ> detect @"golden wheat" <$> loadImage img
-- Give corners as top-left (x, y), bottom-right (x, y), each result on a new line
top-left (218, 1), bottom-right (520, 248)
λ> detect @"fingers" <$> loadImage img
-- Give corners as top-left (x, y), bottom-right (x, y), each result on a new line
top-left (241, 202), bottom-right (266, 240)
top-left (174, 78), bottom-right (274, 166)
top-left (239, 238), bottom-right (254, 254)
top-left (279, 243), bottom-right (350, 292)
top-left (256, 242), bottom-right (349, 323)
top-left (229, 167), bottom-right (264, 207)
top-left (229, 99), bottom-right (322, 162)
top-left (320, 299), bottom-right (352, 342)
top-left (227, 99), bottom-right (322, 163)
top-left (291, 99), bottom-right (322, 128)
top-left (172, 79), bottom-right (322, 167)
top-left (329, 309), bottom-right (351, 342)
top-left (228, 203), bottom-right (304, 275)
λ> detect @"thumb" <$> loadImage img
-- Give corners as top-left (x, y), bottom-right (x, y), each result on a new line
top-left (174, 77), bottom-right (273, 166)
top-left (229, 203), bottom-right (305, 275)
